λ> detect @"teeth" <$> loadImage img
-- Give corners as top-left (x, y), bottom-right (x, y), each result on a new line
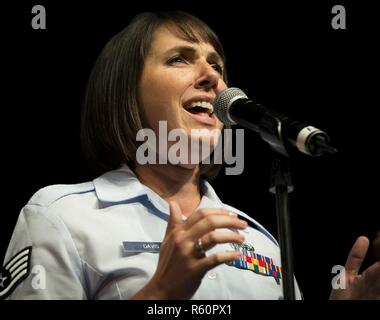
top-left (185, 101), bottom-right (214, 115)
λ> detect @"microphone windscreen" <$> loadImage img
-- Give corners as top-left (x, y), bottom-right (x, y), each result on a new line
top-left (213, 87), bottom-right (248, 125)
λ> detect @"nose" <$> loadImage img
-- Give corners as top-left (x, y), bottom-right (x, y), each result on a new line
top-left (194, 60), bottom-right (221, 91)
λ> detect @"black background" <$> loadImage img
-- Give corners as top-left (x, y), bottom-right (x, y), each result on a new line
top-left (1, 0), bottom-right (379, 301)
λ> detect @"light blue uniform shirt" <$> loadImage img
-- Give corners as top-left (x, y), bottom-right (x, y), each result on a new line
top-left (2, 165), bottom-right (302, 300)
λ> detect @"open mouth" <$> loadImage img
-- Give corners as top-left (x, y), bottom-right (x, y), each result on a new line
top-left (184, 101), bottom-right (214, 117)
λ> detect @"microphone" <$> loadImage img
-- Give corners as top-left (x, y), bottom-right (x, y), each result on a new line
top-left (213, 87), bottom-right (337, 157)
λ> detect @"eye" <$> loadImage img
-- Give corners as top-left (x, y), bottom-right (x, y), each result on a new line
top-left (167, 55), bottom-right (187, 65)
top-left (212, 63), bottom-right (224, 75)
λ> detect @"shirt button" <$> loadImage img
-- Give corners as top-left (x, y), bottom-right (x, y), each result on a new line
top-left (207, 271), bottom-right (217, 280)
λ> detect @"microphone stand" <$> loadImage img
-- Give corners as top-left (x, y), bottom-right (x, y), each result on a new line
top-left (259, 111), bottom-right (296, 300)
top-left (269, 154), bottom-right (295, 300)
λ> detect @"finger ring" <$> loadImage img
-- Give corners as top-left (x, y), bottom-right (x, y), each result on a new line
top-left (194, 238), bottom-right (205, 254)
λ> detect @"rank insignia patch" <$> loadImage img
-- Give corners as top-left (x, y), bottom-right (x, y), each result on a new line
top-left (227, 242), bottom-right (282, 284)
top-left (0, 246), bottom-right (32, 300)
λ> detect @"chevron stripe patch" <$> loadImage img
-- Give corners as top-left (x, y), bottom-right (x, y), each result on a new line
top-left (0, 246), bottom-right (32, 300)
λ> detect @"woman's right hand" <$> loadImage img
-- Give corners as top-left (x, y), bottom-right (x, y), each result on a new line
top-left (131, 201), bottom-right (247, 299)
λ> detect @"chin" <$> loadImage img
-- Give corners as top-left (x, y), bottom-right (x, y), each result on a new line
top-left (177, 163), bottom-right (199, 170)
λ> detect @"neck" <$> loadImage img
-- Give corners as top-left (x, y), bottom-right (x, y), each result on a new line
top-left (134, 164), bottom-right (202, 216)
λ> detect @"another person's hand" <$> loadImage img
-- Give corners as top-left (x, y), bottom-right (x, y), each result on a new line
top-left (132, 201), bottom-right (246, 299)
top-left (330, 236), bottom-right (380, 300)
top-left (372, 231), bottom-right (380, 262)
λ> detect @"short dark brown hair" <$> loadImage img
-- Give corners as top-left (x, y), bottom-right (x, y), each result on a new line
top-left (81, 11), bottom-right (229, 180)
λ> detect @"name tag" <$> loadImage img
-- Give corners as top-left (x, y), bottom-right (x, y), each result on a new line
top-left (122, 241), bottom-right (161, 253)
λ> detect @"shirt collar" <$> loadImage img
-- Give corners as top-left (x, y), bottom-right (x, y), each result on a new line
top-left (93, 164), bottom-right (223, 212)
top-left (93, 165), bottom-right (148, 203)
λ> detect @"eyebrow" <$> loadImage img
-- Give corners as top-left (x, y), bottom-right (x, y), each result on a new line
top-left (165, 45), bottom-right (224, 65)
